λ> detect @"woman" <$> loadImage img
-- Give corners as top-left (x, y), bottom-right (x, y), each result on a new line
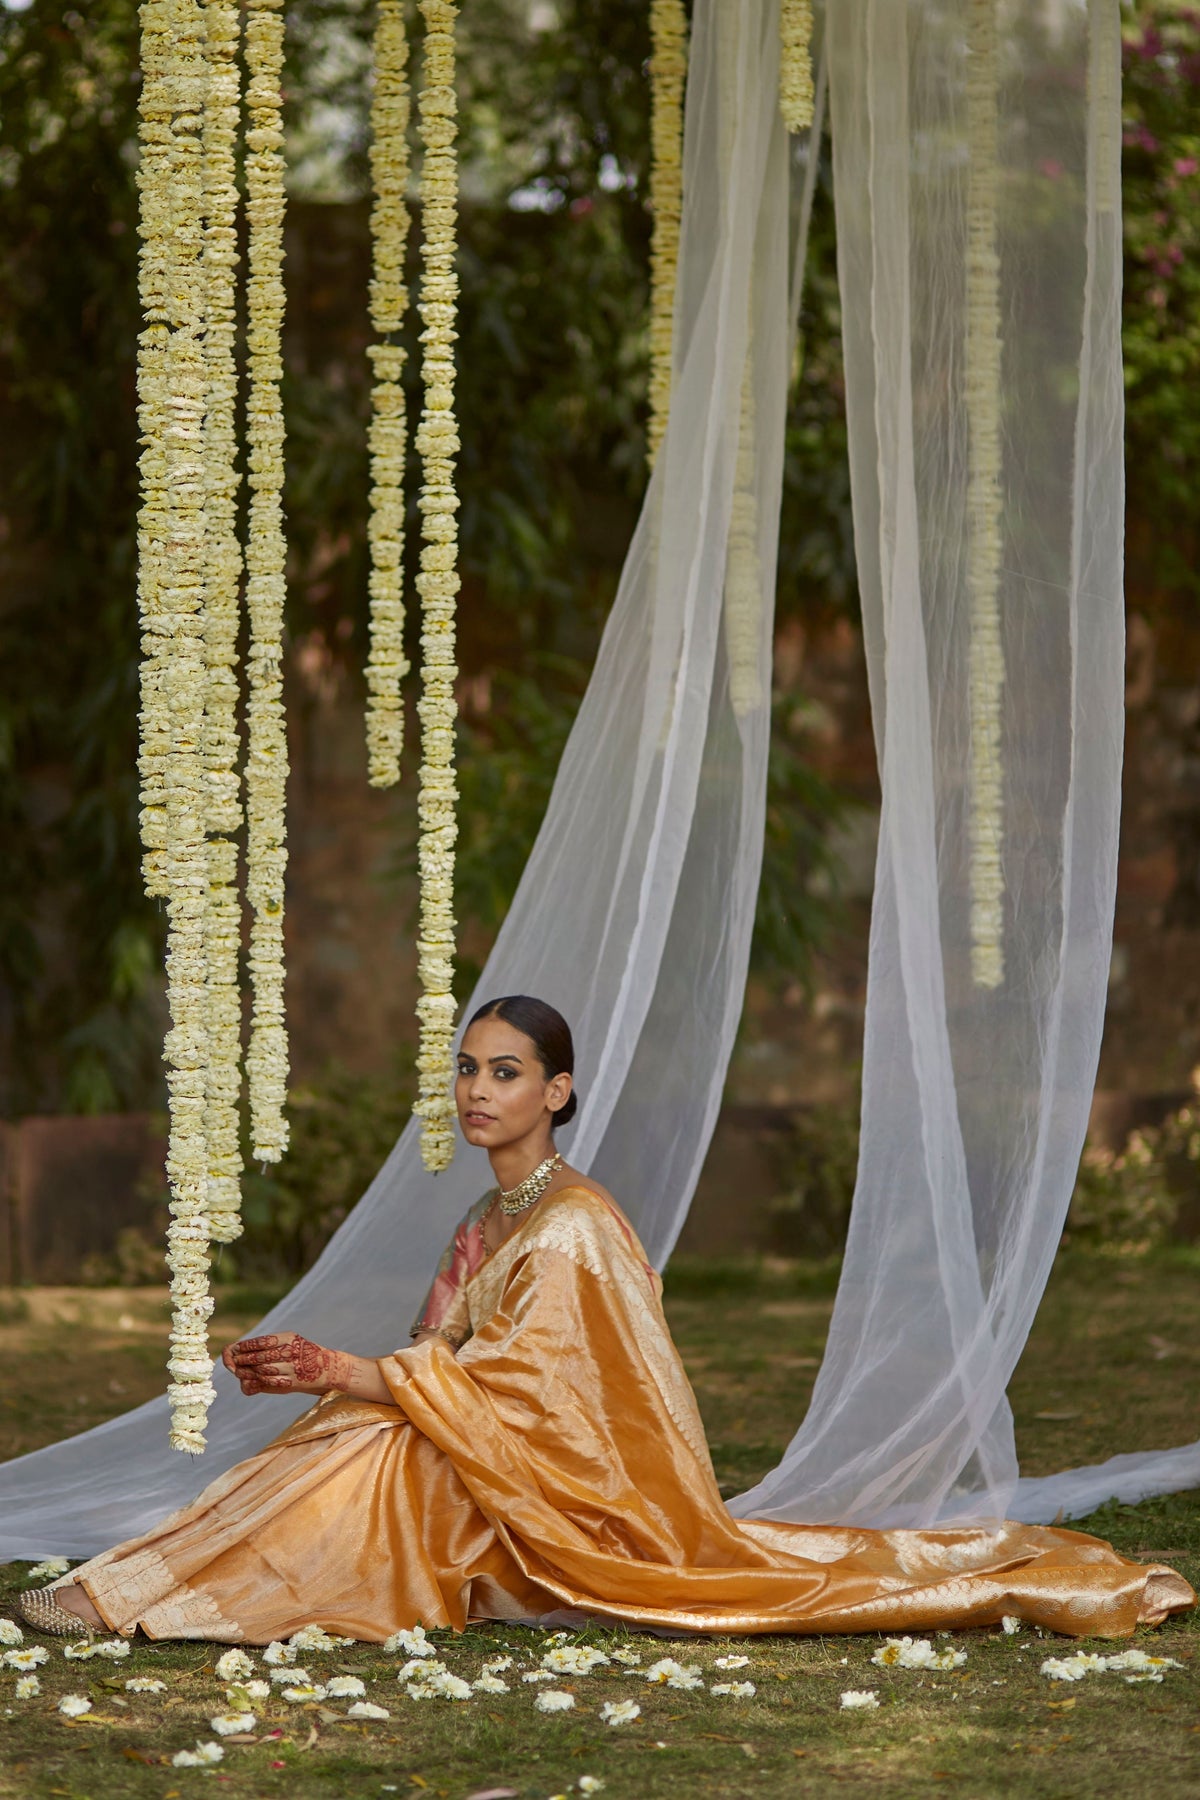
top-left (21, 995), bottom-right (1193, 1643)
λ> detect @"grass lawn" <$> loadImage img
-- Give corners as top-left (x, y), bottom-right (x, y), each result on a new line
top-left (0, 1249), bottom-right (1197, 1799)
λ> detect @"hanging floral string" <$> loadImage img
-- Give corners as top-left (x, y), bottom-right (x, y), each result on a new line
top-left (365, 0), bottom-right (413, 789)
top-left (136, 0), bottom-right (218, 1454)
top-left (243, 0), bottom-right (291, 1159)
top-left (965, 0), bottom-right (1005, 989)
top-left (202, 0), bottom-right (245, 1244)
top-left (647, 0), bottom-right (687, 465)
top-left (779, 0), bottom-right (815, 133)
top-left (724, 350), bottom-right (764, 719)
top-left (412, 0), bottom-right (461, 1172)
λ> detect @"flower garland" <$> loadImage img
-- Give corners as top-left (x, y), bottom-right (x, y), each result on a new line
top-left (136, 0), bottom-right (218, 1454)
top-left (412, 0), bottom-right (461, 1172)
top-left (965, 0), bottom-right (1005, 989)
top-left (365, 0), bottom-right (413, 789)
top-left (779, 0), bottom-right (815, 134)
top-left (202, 0), bottom-right (245, 1244)
top-left (243, 0), bottom-right (291, 1160)
top-left (647, 0), bottom-right (687, 466)
top-left (724, 347), bottom-right (764, 719)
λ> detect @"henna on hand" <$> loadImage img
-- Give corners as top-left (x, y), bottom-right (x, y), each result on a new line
top-left (221, 1332), bottom-right (355, 1396)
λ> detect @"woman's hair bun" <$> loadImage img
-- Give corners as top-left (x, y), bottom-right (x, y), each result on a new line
top-left (552, 1088), bottom-right (578, 1129)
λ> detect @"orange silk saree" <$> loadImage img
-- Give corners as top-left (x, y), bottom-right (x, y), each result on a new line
top-left (66, 1187), bottom-right (1193, 1644)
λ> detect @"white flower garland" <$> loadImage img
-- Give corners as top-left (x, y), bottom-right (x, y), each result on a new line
top-left (412, 0), bottom-right (461, 1172)
top-left (965, 0), bottom-right (1005, 989)
top-left (365, 0), bottom-right (413, 789)
top-left (202, 0), bottom-right (245, 1243)
top-left (779, 0), bottom-right (815, 134)
top-left (244, 0), bottom-right (291, 1160)
top-left (647, 0), bottom-right (687, 465)
top-left (136, 0), bottom-right (218, 1454)
top-left (724, 347), bottom-right (764, 719)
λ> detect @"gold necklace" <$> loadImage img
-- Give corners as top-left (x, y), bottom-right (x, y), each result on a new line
top-left (496, 1152), bottom-right (563, 1216)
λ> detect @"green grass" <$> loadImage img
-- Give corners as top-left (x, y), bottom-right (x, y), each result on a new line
top-left (1, 1250), bottom-right (1197, 1799)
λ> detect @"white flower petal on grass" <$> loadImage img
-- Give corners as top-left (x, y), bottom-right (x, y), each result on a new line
top-left (4, 1647), bottom-right (48, 1671)
top-left (870, 1636), bottom-right (966, 1672)
top-left (542, 1645), bottom-right (610, 1676)
top-left (347, 1700), bottom-right (390, 1719)
top-left (545, 1630), bottom-right (570, 1644)
top-left (1040, 1654), bottom-right (1108, 1683)
top-left (383, 1624), bottom-right (435, 1658)
top-left (714, 1654), bottom-right (750, 1669)
top-left (215, 1649), bottom-right (255, 1682)
top-left (535, 1688), bottom-right (576, 1714)
top-left (270, 1664), bottom-right (312, 1685)
top-left (711, 1681), bottom-right (756, 1698)
top-left (240, 1679), bottom-right (271, 1701)
top-left (58, 1694), bottom-right (92, 1717)
top-left (262, 1639), bottom-right (298, 1666)
top-left (610, 1648), bottom-right (641, 1666)
top-left (92, 1638), bottom-right (131, 1661)
top-left (126, 1677), bottom-right (167, 1694)
top-left (481, 1654), bottom-right (513, 1674)
top-left (599, 1699), bottom-right (641, 1726)
top-left (63, 1640), bottom-right (97, 1661)
top-left (210, 1712), bottom-right (255, 1736)
top-left (840, 1689), bottom-right (881, 1711)
top-left (325, 1676), bottom-right (366, 1698)
top-left (578, 1780), bottom-right (605, 1795)
top-left (1104, 1650), bottom-right (1182, 1673)
top-left (396, 1658), bottom-right (447, 1682)
top-left (643, 1656), bottom-right (703, 1689)
top-left (522, 1668), bottom-right (555, 1683)
top-left (0, 1620), bottom-right (23, 1646)
top-left (14, 1675), bottom-right (39, 1699)
top-left (288, 1624), bottom-right (356, 1652)
top-left (1001, 1616), bottom-right (1021, 1635)
top-left (1125, 1672), bottom-right (1164, 1685)
top-left (473, 1673), bottom-right (509, 1694)
top-left (172, 1741), bottom-right (224, 1767)
top-left (281, 1683), bottom-right (327, 1704)
top-left (25, 1558), bottom-right (71, 1582)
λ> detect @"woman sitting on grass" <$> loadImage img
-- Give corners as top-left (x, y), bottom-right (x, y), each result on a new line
top-left (20, 995), bottom-right (1194, 1645)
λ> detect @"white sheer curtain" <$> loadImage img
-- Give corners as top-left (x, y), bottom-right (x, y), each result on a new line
top-left (2, 0), bottom-right (1193, 1563)
top-left (0, 0), bottom-right (791, 1558)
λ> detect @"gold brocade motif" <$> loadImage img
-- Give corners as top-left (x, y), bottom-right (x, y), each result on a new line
top-left (63, 1189), bottom-right (1194, 1645)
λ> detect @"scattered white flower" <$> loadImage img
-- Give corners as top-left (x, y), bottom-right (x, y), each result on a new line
top-left (840, 1689), bottom-right (881, 1711)
top-left (262, 1639), bottom-right (298, 1666)
top-left (405, 1668), bottom-right (472, 1701)
top-left (63, 1640), bottom-right (98, 1661)
top-left (599, 1699), bottom-right (641, 1726)
top-left (326, 1676), bottom-right (366, 1698)
top-left (126, 1677), bottom-right (167, 1694)
top-left (383, 1624), bottom-right (435, 1658)
top-left (545, 1631), bottom-right (570, 1643)
top-left (347, 1700), bottom-right (390, 1719)
top-left (1040, 1653), bottom-right (1111, 1683)
top-left (473, 1673), bottom-right (509, 1694)
top-left (871, 1636), bottom-right (966, 1671)
top-left (711, 1680), bottom-right (756, 1698)
top-left (1104, 1649), bottom-right (1182, 1673)
top-left (209, 1712), bottom-right (255, 1736)
top-left (93, 1638), bottom-right (130, 1661)
top-left (288, 1624), bottom-right (355, 1652)
top-left (643, 1657), bottom-right (703, 1690)
top-left (535, 1688), bottom-right (576, 1714)
top-left (0, 1621), bottom-right (23, 1646)
top-left (578, 1781), bottom-right (605, 1796)
top-left (522, 1668), bottom-right (555, 1683)
top-left (542, 1645), bottom-right (610, 1676)
top-left (1041, 1649), bottom-right (1181, 1683)
top-left (25, 1558), bottom-right (71, 1582)
top-left (396, 1658), bottom-right (447, 1682)
top-left (1124, 1672), bottom-right (1164, 1685)
top-left (14, 1676), bottom-right (39, 1699)
top-left (240, 1680), bottom-right (271, 1701)
top-left (481, 1654), bottom-right (513, 1674)
top-left (281, 1683), bottom-right (327, 1704)
top-left (714, 1654), bottom-right (750, 1669)
top-left (58, 1694), bottom-right (92, 1717)
top-left (1001, 1616), bottom-right (1021, 1635)
top-left (610, 1647), bottom-right (641, 1666)
top-left (215, 1649), bottom-right (255, 1682)
top-left (3, 1647), bottom-right (48, 1671)
top-left (172, 1741), bottom-right (224, 1767)
top-left (270, 1665), bottom-right (312, 1685)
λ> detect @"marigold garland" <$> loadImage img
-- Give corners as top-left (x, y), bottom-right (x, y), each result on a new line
top-left (412, 0), bottom-right (461, 1172)
top-left (202, 0), bottom-right (245, 1243)
top-left (779, 0), bottom-right (815, 134)
top-left (365, 0), bottom-right (413, 789)
top-left (965, 0), bottom-right (1005, 989)
top-left (647, 0), bottom-right (687, 466)
top-left (243, 0), bottom-right (291, 1160)
top-left (136, 0), bottom-right (218, 1453)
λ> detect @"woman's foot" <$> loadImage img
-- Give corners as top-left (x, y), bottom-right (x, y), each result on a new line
top-left (54, 1585), bottom-right (104, 1629)
top-left (18, 1583), bottom-right (103, 1635)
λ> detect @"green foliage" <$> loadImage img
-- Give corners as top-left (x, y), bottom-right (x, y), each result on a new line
top-left (1066, 1095), bottom-right (1200, 1250)
top-left (762, 1098), bottom-right (862, 1257)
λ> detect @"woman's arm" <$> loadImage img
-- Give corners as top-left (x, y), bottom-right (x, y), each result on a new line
top-left (222, 1331), bottom-right (393, 1402)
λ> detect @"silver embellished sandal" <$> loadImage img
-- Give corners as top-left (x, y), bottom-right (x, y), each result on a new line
top-left (17, 1586), bottom-right (94, 1638)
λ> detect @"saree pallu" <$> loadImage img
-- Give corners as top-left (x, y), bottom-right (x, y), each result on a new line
top-left (65, 1187), bottom-right (1193, 1643)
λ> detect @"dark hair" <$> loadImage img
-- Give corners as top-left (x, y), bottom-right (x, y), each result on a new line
top-left (465, 995), bottom-right (578, 1128)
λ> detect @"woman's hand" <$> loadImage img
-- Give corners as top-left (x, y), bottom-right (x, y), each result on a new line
top-left (221, 1331), bottom-right (355, 1397)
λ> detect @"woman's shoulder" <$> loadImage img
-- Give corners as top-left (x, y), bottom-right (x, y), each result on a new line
top-left (533, 1177), bottom-right (654, 1277)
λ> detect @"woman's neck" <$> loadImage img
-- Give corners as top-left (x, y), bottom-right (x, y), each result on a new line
top-left (488, 1135), bottom-right (559, 1194)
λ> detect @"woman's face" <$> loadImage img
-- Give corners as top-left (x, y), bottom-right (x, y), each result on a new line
top-left (455, 1015), bottom-right (572, 1151)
